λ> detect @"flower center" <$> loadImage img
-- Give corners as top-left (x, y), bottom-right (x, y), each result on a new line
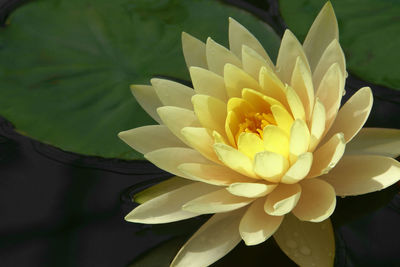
top-left (235, 111), bottom-right (276, 141)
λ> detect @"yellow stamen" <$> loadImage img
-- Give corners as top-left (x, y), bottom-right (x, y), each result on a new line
top-left (235, 111), bottom-right (276, 142)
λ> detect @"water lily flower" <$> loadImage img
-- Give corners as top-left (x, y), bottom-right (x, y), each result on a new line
top-left (119, 2), bottom-right (400, 266)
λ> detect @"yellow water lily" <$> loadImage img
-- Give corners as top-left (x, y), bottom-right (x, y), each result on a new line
top-left (119, 2), bottom-right (400, 266)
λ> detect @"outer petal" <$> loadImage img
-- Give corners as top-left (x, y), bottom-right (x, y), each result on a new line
top-left (133, 177), bottom-right (193, 204)
top-left (239, 198), bottom-right (283, 246)
top-left (286, 85), bottom-right (306, 121)
top-left (308, 133), bottom-right (346, 178)
top-left (324, 87), bottom-right (373, 144)
top-left (227, 182), bottom-right (277, 198)
top-left (321, 155), bottom-right (400, 196)
top-left (281, 152), bottom-right (313, 184)
top-left (178, 163), bottom-right (255, 185)
top-left (292, 179), bottom-right (336, 222)
top-left (346, 128), bottom-right (400, 158)
top-left (242, 45), bottom-right (274, 80)
top-left (182, 188), bottom-right (253, 214)
top-left (171, 209), bottom-right (245, 267)
top-left (182, 32), bottom-right (208, 69)
top-left (303, 1), bottom-right (339, 72)
top-left (313, 39), bottom-right (346, 91)
top-left (206, 37), bottom-right (241, 76)
top-left (289, 119), bottom-right (310, 164)
top-left (264, 183), bottom-right (302, 216)
top-left (145, 147), bottom-right (211, 178)
top-left (224, 63), bottom-right (261, 98)
top-left (274, 214), bottom-right (335, 267)
top-left (189, 67), bottom-right (227, 102)
top-left (276, 30), bottom-right (311, 85)
top-left (308, 99), bottom-right (326, 151)
top-left (125, 182), bottom-right (218, 224)
top-left (192, 94), bottom-right (227, 135)
top-left (259, 66), bottom-right (289, 108)
top-left (151, 78), bottom-right (195, 110)
top-left (181, 127), bottom-right (220, 163)
top-left (157, 106), bottom-right (200, 145)
top-left (118, 125), bottom-right (186, 155)
top-left (228, 17), bottom-right (271, 61)
top-left (213, 143), bottom-right (258, 178)
top-left (254, 151), bottom-right (289, 183)
top-left (130, 85), bottom-right (163, 124)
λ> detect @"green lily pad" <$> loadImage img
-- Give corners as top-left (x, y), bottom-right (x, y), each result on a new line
top-left (279, 0), bottom-right (400, 90)
top-left (0, 0), bottom-right (280, 159)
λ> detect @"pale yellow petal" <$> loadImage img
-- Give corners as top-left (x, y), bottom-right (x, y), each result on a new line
top-left (254, 151), bottom-right (289, 183)
top-left (151, 78), bottom-right (195, 110)
top-left (276, 30), bottom-right (311, 85)
top-left (313, 39), bottom-right (346, 91)
top-left (259, 66), bottom-right (289, 108)
top-left (264, 183), bottom-right (302, 216)
top-left (229, 17), bottom-right (271, 60)
top-left (144, 147), bottom-right (211, 178)
top-left (316, 63), bottom-right (344, 131)
top-left (118, 125), bottom-right (186, 155)
top-left (308, 99), bottom-right (326, 151)
top-left (289, 119), bottom-right (310, 164)
top-left (178, 163), bottom-right (255, 185)
top-left (133, 177), bottom-right (193, 204)
top-left (213, 130), bottom-right (228, 145)
top-left (125, 182), bottom-right (218, 224)
top-left (224, 63), bottom-right (261, 98)
top-left (171, 209), bottom-right (244, 267)
top-left (237, 132), bottom-right (264, 159)
top-left (242, 45), bottom-right (274, 80)
top-left (213, 143), bottom-right (258, 178)
top-left (182, 32), bottom-right (208, 69)
top-left (183, 188), bottom-right (253, 214)
top-left (157, 106), bottom-right (200, 145)
top-left (189, 66), bottom-right (227, 102)
top-left (273, 214), bottom-right (335, 267)
top-left (346, 128), bottom-right (400, 158)
top-left (192, 94), bottom-right (227, 135)
top-left (293, 179), bottom-right (336, 222)
top-left (239, 198), bottom-right (283, 245)
top-left (271, 105), bottom-right (294, 135)
top-left (308, 133), bottom-right (345, 178)
top-left (281, 152), bottom-right (313, 184)
top-left (242, 88), bottom-right (284, 113)
top-left (206, 37), bottom-right (241, 76)
top-left (181, 127), bottom-right (220, 163)
top-left (225, 110), bottom-right (240, 147)
top-left (290, 57), bottom-right (314, 120)
top-left (286, 85), bottom-right (306, 121)
top-left (303, 1), bottom-right (339, 72)
top-left (324, 87), bottom-right (373, 144)
top-left (130, 84), bottom-right (163, 124)
top-left (228, 182), bottom-right (277, 198)
top-left (227, 97), bottom-right (254, 121)
top-left (321, 155), bottom-right (400, 196)
top-left (263, 125), bottom-right (290, 158)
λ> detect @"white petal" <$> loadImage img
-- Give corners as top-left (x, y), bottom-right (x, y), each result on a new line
top-left (324, 87), bottom-right (373, 144)
top-left (125, 182), bottom-right (218, 224)
top-left (182, 32), bottom-right (208, 69)
top-left (151, 78), bottom-right (195, 110)
top-left (293, 179), bottom-right (336, 222)
top-left (346, 128), bottom-right (400, 158)
top-left (206, 37), bottom-right (241, 76)
top-left (264, 183), bottom-right (302, 216)
top-left (118, 125), bottom-right (186, 155)
top-left (183, 188), bottom-right (253, 214)
top-left (145, 147), bottom-right (211, 178)
top-left (303, 1), bottom-right (339, 72)
top-left (171, 209), bottom-right (245, 267)
top-left (130, 84), bottom-right (163, 124)
top-left (274, 214), bottom-right (335, 267)
top-left (239, 198), bottom-right (283, 245)
top-left (321, 155), bottom-right (400, 196)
